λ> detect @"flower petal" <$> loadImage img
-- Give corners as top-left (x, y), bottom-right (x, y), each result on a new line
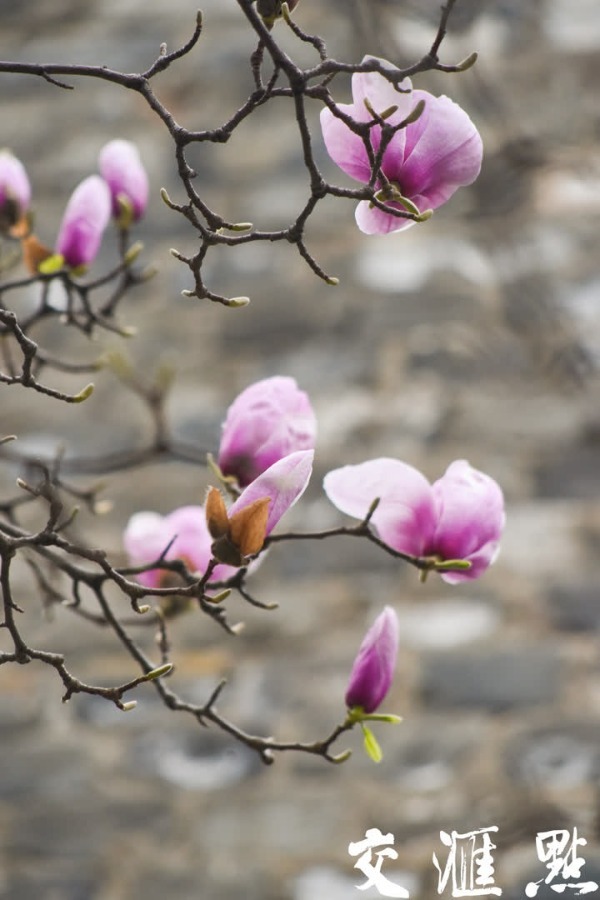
top-left (229, 449), bottom-right (313, 535)
top-left (323, 458), bottom-right (436, 556)
top-left (355, 199), bottom-right (417, 235)
top-left (345, 606), bottom-right (399, 713)
top-left (351, 60), bottom-right (414, 123)
top-left (56, 175), bottom-right (111, 269)
top-left (123, 505), bottom-right (236, 587)
top-left (99, 139), bottom-right (149, 221)
top-left (0, 150), bottom-right (31, 223)
top-left (218, 376), bottom-right (316, 488)
top-left (399, 93), bottom-right (483, 206)
top-left (432, 460), bottom-right (505, 583)
top-left (319, 104), bottom-right (372, 184)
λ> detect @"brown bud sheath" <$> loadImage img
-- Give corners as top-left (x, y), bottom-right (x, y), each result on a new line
top-left (8, 211), bottom-right (31, 239)
top-left (21, 233), bottom-right (53, 274)
top-left (210, 535), bottom-right (245, 568)
top-left (205, 487), bottom-right (229, 539)
top-left (228, 497), bottom-right (270, 557)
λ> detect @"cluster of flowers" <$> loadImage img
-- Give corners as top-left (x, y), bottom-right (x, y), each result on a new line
top-left (124, 375), bottom-right (505, 747)
top-left (0, 140), bottom-right (148, 273)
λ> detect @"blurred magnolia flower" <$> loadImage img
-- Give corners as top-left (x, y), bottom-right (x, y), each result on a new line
top-left (324, 458), bottom-right (505, 583)
top-left (218, 376), bottom-right (316, 487)
top-left (346, 606), bottom-right (399, 714)
top-left (0, 149), bottom-right (31, 235)
top-left (99, 139), bottom-right (149, 225)
top-left (208, 449), bottom-right (314, 565)
top-left (123, 505), bottom-right (237, 589)
top-left (320, 57), bottom-right (483, 234)
top-left (55, 175), bottom-right (111, 271)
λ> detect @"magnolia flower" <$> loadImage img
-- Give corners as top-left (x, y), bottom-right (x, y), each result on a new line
top-left (209, 449), bottom-right (314, 565)
top-left (123, 505), bottom-right (236, 589)
top-left (55, 175), bottom-right (111, 270)
top-left (0, 149), bottom-right (31, 234)
top-left (346, 606), bottom-right (399, 713)
top-left (99, 139), bottom-right (149, 223)
top-left (324, 458), bottom-right (505, 583)
top-left (320, 57), bottom-right (483, 234)
top-left (218, 376), bottom-right (316, 487)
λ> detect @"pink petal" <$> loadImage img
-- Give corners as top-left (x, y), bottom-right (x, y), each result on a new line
top-left (218, 376), bottom-right (316, 488)
top-left (123, 505), bottom-right (236, 587)
top-left (345, 605), bottom-right (399, 713)
top-left (323, 458), bottom-right (436, 557)
top-left (355, 199), bottom-right (417, 235)
top-left (99, 139), bottom-right (149, 221)
top-left (56, 175), bottom-right (111, 268)
top-left (351, 60), bottom-right (415, 123)
top-left (229, 449), bottom-right (313, 535)
top-left (320, 104), bottom-right (372, 184)
top-left (0, 150), bottom-right (31, 214)
top-left (432, 460), bottom-right (505, 583)
top-left (399, 94), bottom-right (483, 206)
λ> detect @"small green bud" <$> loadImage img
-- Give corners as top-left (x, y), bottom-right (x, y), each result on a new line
top-left (379, 104), bottom-right (399, 120)
top-left (123, 241), bottom-right (144, 265)
top-left (331, 749), bottom-right (353, 764)
top-left (415, 209), bottom-right (434, 223)
top-left (226, 296), bottom-right (250, 308)
top-left (145, 663), bottom-right (173, 681)
top-left (455, 51), bottom-right (478, 72)
top-left (160, 187), bottom-right (175, 208)
top-left (72, 383), bottom-right (95, 403)
top-left (403, 99), bottom-right (425, 126)
top-left (205, 589), bottom-right (232, 604)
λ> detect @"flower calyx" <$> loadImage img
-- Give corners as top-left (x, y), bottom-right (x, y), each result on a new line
top-left (205, 486), bottom-right (270, 567)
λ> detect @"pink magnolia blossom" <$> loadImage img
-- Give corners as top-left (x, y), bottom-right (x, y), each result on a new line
top-left (228, 448), bottom-right (314, 536)
top-left (123, 505), bottom-right (236, 588)
top-left (0, 150), bottom-right (31, 228)
top-left (56, 175), bottom-right (111, 270)
top-left (99, 139), bottom-right (149, 222)
top-left (218, 376), bottom-right (317, 487)
top-left (324, 458), bottom-right (504, 583)
top-left (320, 58), bottom-right (483, 234)
top-left (346, 606), bottom-right (399, 713)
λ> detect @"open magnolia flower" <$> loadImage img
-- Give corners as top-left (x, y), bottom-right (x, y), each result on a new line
top-left (123, 505), bottom-right (237, 589)
top-left (218, 376), bottom-right (316, 488)
top-left (320, 57), bottom-right (483, 234)
top-left (208, 449), bottom-right (314, 565)
top-left (99, 139), bottom-right (149, 226)
top-left (324, 458), bottom-right (505, 583)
